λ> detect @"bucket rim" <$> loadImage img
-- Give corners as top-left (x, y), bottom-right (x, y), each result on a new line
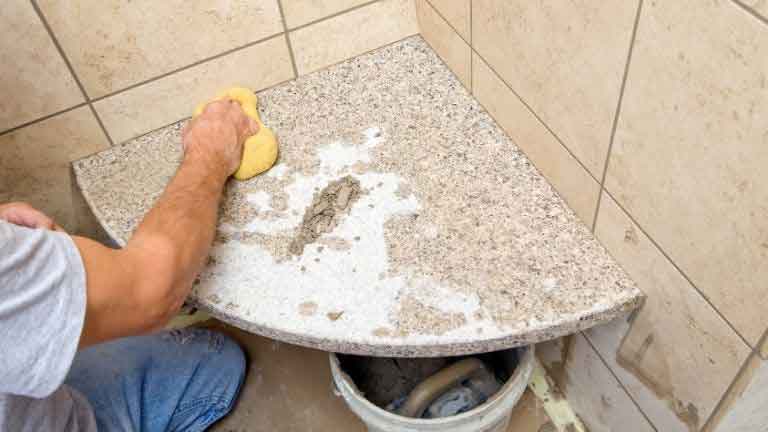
top-left (328, 345), bottom-right (534, 426)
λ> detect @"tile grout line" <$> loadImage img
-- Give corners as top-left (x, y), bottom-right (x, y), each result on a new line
top-left (92, 0), bottom-right (386, 104)
top-left (604, 188), bottom-right (754, 351)
top-left (0, 103), bottom-right (87, 138)
top-left (95, 34), bottom-right (418, 145)
top-left (116, 76), bottom-right (298, 144)
top-left (591, 0), bottom-right (643, 233)
top-left (275, 0), bottom-right (299, 79)
top-left (86, 104), bottom-right (114, 146)
top-left (415, 2), bottom-right (583, 151)
top-left (111, 30), bottom-right (416, 145)
top-left (103, 1), bottom-right (405, 144)
top-left (469, 0), bottom-right (473, 46)
top-left (700, 347), bottom-right (759, 432)
top-left (473, 65), bottom-right (593, 224)
top-left (473, 49), bottom-right (601, 185)
top-left (90, 33), bottom-right (285, 104)
top-left (14, 0), bottom-right (392, 143)
top-left (424, 0), bottom-right (472, 47)
top-left (592, 2), bottom-right (763, 426)
top-left (755, 326), bottom-right (768, 360)
top-left (287, 0), bottom-right (380, 32)
top-left (297, 32), bottom-right (420, 77)
top-left (581, 332), bottom-right (659, 431)
top-left (469, 0), bottom-right (474, 94)
top-left (88, 0), bottom-right (388, 105)
top-left (731, 0), bottom-right (768, 26)
top-left (419, 1), bottom-right (472, 94)
top-left (28, 0), bottom-right (114, 146)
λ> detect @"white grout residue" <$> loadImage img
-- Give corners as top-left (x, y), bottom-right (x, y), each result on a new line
top-left (194, 128), bottom-right (483, 343)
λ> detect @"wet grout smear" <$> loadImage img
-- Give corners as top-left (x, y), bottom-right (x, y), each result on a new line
top-left (288, 175), bottom-right (362, 255)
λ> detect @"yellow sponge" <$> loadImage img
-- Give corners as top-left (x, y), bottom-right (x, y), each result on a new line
top-left (193, 87), bottom-right (279, 180)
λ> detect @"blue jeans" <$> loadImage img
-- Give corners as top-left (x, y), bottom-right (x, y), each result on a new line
top-left (65, 328), bottom-right (246, 432)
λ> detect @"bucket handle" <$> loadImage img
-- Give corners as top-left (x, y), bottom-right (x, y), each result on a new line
top-left (397, 358), bottom-right (487, 418)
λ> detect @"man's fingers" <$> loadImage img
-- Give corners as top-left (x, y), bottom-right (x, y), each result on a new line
top-left (246, 117), bottom-right (260, 136)
top-left (203, 99), bottom-right (232, 115)
top-left (12, 208), bottom-right (54, 230)
top-left (197, 99), bottom-right (256, 134)
top-left (218, 102), bottom-right (258, 141)
top-left (0, 203), bottom-right (56, 230)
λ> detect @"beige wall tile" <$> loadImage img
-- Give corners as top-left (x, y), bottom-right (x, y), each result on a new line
top-left (605, 0), bottom-right (768, 345)
top-left (472, 53), bottom-right (599, 225)
top-left (94, 36), bottom-right (293, 144)
top-left (0, 0), bottom-right (83, 132)
top-left (741, 0), bottom-right (768, 20)
top-left (472, 1), bottom-right (638, 177)
top-left (707, 352), bottom-right (768, 432)
top-left (37, 0), bottom-right (283, 98)
top-left (416, 0), bottom-right (471, 89)
top-left (282, 0), bottom-right (370, 29)
top-left (290, 0), bottom-right (418, 75)
top-left (587, 316), bottom-right (693, 432)
top-left (0, 107), bottom-right (109, 232)
top-left (588, 193), bottom-right (751, 431)
top-left (427, 0), bottom-right (470, 41)
top-left (538, 334), bottom-right (654, 432)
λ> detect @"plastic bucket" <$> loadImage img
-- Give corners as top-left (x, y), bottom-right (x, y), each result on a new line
top-left (329, 346), bottom-right (534, 432)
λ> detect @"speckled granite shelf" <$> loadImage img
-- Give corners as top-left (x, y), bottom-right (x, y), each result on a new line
top-left (74, 37), bottom-right (643, 357)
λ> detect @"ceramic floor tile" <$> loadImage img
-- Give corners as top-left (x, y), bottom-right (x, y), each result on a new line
top-left (37, 0), bottom-right (283, 98)
top-left (205, 322), bottom-right (364, 432)
top-left (605, 0), bottom-right (768, 346)
top-left (0, 0), bottom-right (83, 132)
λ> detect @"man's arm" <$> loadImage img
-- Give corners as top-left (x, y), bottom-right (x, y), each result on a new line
top-left (72, 99), bottom-right (258, 347)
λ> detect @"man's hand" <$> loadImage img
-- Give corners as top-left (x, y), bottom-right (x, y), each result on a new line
top-left (182, 99), bottom-right (259, 177)
top-left (0, 202), bottom-right (63, 231)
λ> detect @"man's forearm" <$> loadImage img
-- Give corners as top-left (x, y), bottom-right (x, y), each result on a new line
top-left (75, 155), bottom-right (229, 346)
top-left (75, 99), bottom-right (253, 346)
top-left (128, 155), bottom-right (228, 318)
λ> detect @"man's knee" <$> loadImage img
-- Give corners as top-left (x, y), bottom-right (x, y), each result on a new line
top-left (173, 329), bottom-right (246, 408)
top-left (190, 329), bottom-right (246, 420)
top-left (162, 328), bottom-right (245, 379)
top-left (66, 328), bottom-right (247, 431)
top-left (158, 329), bottom-right (246, 430)
top-left (216, 331), bottom-right (247, 384)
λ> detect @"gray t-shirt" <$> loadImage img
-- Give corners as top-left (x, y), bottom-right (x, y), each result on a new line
top-left (0, 221), bottom-right (97, 431)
